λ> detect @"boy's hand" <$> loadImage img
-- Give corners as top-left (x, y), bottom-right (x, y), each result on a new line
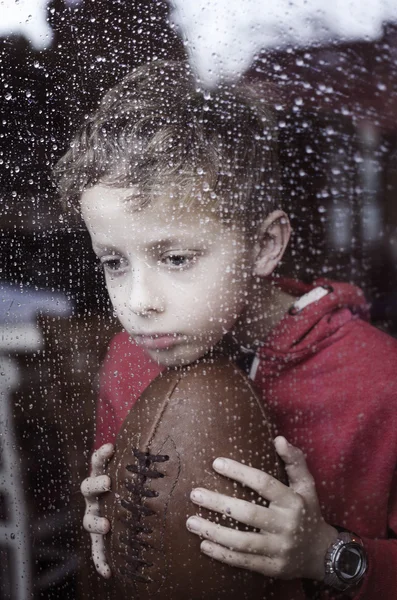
top-left (186, 436), bottom-right (338, 581)
top-left (80, 443), bottom-right (114, 579)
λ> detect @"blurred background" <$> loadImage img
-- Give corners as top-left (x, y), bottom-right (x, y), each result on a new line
top-left (0, 0), bottom-right (396, 598)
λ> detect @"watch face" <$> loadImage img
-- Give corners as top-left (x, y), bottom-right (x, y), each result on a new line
top-left (337, 544), bottom-right (363, 579)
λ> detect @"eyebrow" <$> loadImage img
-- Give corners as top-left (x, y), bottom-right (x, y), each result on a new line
top-left (92, 235), bottom-right (203, 254)
top-left (146, 236), bottom-right (200, 248)
top-left (122, 189), bottom-right (146, 211)
top-left (92, 244), bottom-right (117, 255)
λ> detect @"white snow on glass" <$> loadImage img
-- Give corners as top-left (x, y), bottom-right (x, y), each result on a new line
top-left (170, 0), bottom-right (397, 87)
top-left (0, 0), bottom-right (82, 49)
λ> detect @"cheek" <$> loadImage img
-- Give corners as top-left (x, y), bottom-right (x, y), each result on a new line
top-left (180, 261), bottom-right (249, 316)
top-left (106, 284), bottom-right (131, 322)
top-left (106, 284), bottom-right (122, 309)
top-left (216, 265), bottom-right (250, 301)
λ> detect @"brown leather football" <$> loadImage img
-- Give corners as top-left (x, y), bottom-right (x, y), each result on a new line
top-left (101, 355), bottom-right (286, 600)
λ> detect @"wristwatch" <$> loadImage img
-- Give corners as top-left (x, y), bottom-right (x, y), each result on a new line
top-left (324, 530), bottom-right (368, 592)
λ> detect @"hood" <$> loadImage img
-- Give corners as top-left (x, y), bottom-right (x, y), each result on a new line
top-left (258, 279), bottom-right (370, 368)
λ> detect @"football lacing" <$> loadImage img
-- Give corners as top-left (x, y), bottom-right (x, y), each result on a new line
top-left (120, 447), bottom-right (169, 583)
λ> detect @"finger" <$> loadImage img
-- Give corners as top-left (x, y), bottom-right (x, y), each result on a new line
top-left (274, 437), bottom-right (316, 498)
top-left (90, 443), bottom-right (115, 477)
top-left (200, 540), bottom-right (281, 578)
top-left (186, 516), bottom-right (280, 555)
top-left (83, 513), bottom-right (111, 535)
top-left (91, 533), bottom-right (112, 579)
top-left (81, 475), bottom-right (111, 498)
top-left (212, 457), bottom-right (289, 506)
top-left (190, 488), bottom-right (280, 531)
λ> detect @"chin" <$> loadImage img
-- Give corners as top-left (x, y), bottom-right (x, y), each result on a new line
top-left (148, 344), bottom-right (217, 368)
top-left (150, 353), bottom-right (204, 369)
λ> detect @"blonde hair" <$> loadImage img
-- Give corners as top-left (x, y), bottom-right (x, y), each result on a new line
top-left (55, 60), bottom-right (281, 226)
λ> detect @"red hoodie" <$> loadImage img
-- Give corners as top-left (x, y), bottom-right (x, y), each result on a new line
top-left (95, 280), bottom-right (397, 600)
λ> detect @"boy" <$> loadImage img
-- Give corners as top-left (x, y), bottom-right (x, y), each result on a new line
top-left (56, 60), bottom-right (397, 599)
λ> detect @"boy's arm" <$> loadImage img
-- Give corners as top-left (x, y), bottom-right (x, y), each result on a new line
top-left (348, 537), bottom-right (397, 600)
top-left (349, 468), bottom-right (397, 600)
top-left (80, 443), bottom-right (114, 578)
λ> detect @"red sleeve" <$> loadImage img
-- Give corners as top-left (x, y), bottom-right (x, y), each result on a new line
top-left (352, 537), bottom-right (397, 600)
top-left (316, 469), bottom-right (397, 600)
top-left (93, 331), bottom-right (163, 450)
top-left (353, 469), bottom-right (397, 600)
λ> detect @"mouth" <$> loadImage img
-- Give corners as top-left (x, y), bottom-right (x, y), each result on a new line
top-left (134, 334), bottom-right (184, 351)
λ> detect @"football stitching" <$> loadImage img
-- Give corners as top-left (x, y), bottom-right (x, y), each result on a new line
top-left (119, 448), bottom-right (169, 584)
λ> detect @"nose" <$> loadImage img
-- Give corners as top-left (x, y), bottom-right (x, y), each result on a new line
top-left (127, 263), bottom-right (164, 317)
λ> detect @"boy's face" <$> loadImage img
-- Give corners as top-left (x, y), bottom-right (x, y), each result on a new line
top-left (81, 185), bottom-right (256, 367)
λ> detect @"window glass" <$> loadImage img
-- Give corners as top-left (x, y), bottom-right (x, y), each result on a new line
top-left (0, 1), bottom-right (396, 598)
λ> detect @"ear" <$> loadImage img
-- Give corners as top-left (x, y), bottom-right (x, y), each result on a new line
top-left (252, 210), bottom-right (291, 277)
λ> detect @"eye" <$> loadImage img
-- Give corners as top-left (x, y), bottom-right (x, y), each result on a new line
top-left (160, 251), bottom-right (199, 269)
top-left (100, 255), bottom-right (128, 274)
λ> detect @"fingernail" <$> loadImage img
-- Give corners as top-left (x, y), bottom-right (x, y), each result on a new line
top-left (190, 489), bottom-right (204, 503)
top-left (186, 517), bottom-right (200, 532)
top-left (201, 541), bottom-right (212, 555)
top-left (100, 475), bottom-right (110, 489)
top-left (102, 567), bottom-right (112, 579)
top-left (213, 458), bottom-right (226, 472)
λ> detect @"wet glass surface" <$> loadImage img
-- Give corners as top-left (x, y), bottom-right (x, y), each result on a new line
top-left (0, 2), bottom-right (396, 598)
